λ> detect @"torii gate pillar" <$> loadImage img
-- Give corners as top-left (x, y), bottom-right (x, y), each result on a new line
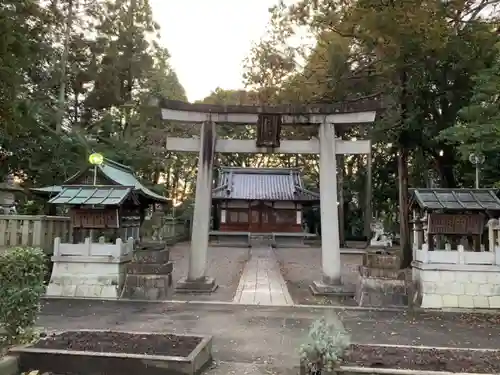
top-left (176, 120), bottom-right (218, 293)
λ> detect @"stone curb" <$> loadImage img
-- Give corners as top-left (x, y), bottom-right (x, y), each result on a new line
top-left (0, 355), bottom-right (18, 375)
top-left (338, 366), bottom-right (496, 375)
top-left (41, 296), bottom-right (500, 314)
top-left (336, 344), bottom-right (499, 375)
top-left (354, 343), bottom-right (500, 352)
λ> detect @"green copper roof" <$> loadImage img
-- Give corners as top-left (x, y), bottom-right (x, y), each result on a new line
top-left (98, 159), bottom-right (168, 202)
top-left (33, 158), bottom-right (169, 203)
top-left (49, 186), bottom-right (132, 206)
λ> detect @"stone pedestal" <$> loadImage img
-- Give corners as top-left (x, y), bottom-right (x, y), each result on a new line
top-left (121, 242), bottom-right (174, 300)
top-left (355, 251), bottom-right (410, 307)
top-left (175, 276), bottom-right (218, 294)
top-left (46, 237), bottom-right (133, 299)
top-left (309, 279), bottom-right (354, 296)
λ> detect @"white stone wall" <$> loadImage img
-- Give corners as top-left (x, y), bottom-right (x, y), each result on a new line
top-left (46, 237), bottom-right (133, 299)
top-left (413, 263), bottom-right (500, 309)
top-left (46, 259), bottom-right (129, 298)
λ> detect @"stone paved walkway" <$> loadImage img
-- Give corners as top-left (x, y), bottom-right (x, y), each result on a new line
top-left (233, 247), bottom-right (293, 305)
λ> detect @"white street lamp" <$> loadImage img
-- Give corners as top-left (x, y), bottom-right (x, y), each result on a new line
top-left (469, 153), bottom-right (485, 189)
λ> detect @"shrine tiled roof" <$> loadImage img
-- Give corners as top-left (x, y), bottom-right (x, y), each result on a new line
top-left (410, 188), bottom-right (500, 211)
top-left (213, 167), bottom-right (319, 201)
top-left (49, 186), bottom-right (133, 206)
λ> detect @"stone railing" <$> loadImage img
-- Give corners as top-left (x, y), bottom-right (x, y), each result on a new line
top-left (415, 244), bottom-right (500, 266)
top-left (0, 215), bottom-right (71, 252)
top-left (53, 237), bottom-right (134, 258)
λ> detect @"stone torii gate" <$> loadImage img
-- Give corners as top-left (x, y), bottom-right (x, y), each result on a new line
top-left (159, 99), bottom-right (379, 294)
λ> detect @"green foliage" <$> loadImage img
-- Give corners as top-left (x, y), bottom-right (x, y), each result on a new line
top-left (0, 0), bottom-right (191, 202)
top-left (0, 247), bottom-right (47, 342)
top-left (440, 43), bottom-right (500, 158)
top-left (299, 318), bottom-right (351, 373)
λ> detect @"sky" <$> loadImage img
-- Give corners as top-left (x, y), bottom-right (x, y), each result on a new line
top-left (149, 0), bottom-right (279, 102)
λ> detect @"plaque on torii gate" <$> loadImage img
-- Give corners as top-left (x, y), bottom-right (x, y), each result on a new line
top-left (256, 114), bottom-right (281, 148)
top-left (158, 98), bottom-right (382, 295)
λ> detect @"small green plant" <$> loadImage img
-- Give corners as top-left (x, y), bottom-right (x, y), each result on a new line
top-left (0, 247), bottom-right (47, 344)
top-left (299, 318), bottom-right (351, 374)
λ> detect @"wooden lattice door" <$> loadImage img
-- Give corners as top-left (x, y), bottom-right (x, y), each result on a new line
top-left (249, 203), bottom-right (275, 232)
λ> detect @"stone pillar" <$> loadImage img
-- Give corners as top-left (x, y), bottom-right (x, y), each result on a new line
top-left (176, 120), bottom-right (218, 293)
top-left (311, 120), bottom-right (346, 295)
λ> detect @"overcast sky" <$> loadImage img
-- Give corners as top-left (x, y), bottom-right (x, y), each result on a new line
top-left (149, 0), bottom-right (278, 102)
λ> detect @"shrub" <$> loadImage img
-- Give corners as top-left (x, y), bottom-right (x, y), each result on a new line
top-left (299, 318), bottom-right (351, 374)
top-left (0, 247), bottom-right (47, 342)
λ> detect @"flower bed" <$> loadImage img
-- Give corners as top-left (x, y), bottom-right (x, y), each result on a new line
top-left (11, 330), bottom-right (213, 375)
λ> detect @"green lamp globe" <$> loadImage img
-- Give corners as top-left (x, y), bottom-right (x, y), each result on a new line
top-left (88, 153), bottom-right (104, 165)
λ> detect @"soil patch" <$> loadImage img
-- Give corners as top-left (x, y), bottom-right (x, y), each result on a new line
top-left (33, 331), bottom-right (202, 357)
top-left (170, 244), bottom-right (248, 302)
top-left (344, 344), bottom-right (500, 373)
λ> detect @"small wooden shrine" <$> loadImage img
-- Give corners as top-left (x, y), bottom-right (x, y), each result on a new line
top-left (409, 188), bottom-right (500, 251)
top-left (33, 156), bottom-right (169, 243)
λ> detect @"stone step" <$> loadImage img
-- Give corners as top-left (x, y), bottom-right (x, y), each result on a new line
top-left (133, 248), bottom-right (170, 264)
top-left (355, 276), bottom-right (409, 307)
top-left (358, 265), bottom-right (409, 280)
top-left (126, 261), bottom-right (173, 275)
top-left (135, 241), bottom-right (167, 252)
top-left (363, 252), bottom-right (400, 269)
top-left (121, 273), bottom-right (173, 300)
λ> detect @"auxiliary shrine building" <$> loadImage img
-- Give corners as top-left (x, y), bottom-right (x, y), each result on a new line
top-left (212, 167), bottom-right (319, 233)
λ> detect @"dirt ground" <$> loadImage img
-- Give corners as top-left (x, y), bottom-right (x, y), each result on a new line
top-left (37, 300), bottom-right (500, 375)
top-left (344, 344), bottom-right (500, 373)
top-left (273, 247), bottom-right (363, 305)
top-left (169, 243), bottom-right (249, 301)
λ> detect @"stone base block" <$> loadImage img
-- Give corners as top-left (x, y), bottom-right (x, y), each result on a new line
top-left (133, 248), bottom-right (170, 264)
top-left (126, 261), bottom-right (173, 275)
top-left (412, 261), bottom-right (500, 309)
top-left (363, 251), bottom-right (400, 269)
top-left (46, 280), bottom-right (121, 299)
top-left (46, 257), bottom-right (129, 299)
top-left (175, 277), bottom-right (218, 293)
top-left (309, 280), bottom-right (354, 297)
top-left (355, 275), bottom-right (409, 307)
top-left (121, 274), bottom-right (173, 300)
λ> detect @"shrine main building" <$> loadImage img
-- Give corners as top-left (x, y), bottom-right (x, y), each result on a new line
top-left (212, 167), bottom-right (318, 233)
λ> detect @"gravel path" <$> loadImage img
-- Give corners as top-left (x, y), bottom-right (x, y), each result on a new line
top-left (170, 243), bottom-right (249, 301)
top-left (273, 247), bottom-right (363, 305)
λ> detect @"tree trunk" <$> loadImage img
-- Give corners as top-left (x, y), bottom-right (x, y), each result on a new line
top-left (337, 154), bottom-right (345, 247)
top-left (56, 0), bottom-right (74, 133)
top-left (364, 153), bottom-right (372, 240)
top-left (398, 147), bottom-right (412, 268)
top-left (398, 64), bottom-right (412, 269)
top-left (437, 157), bottom-right (457, 188)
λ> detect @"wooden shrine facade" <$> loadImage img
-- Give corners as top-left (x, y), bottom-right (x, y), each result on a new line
top-left (33, 158), bottom-right (169, 242)
top-left (212, 167), bottom-right (318, 233)
top-left (409, 188), bottom-right (500, 251)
